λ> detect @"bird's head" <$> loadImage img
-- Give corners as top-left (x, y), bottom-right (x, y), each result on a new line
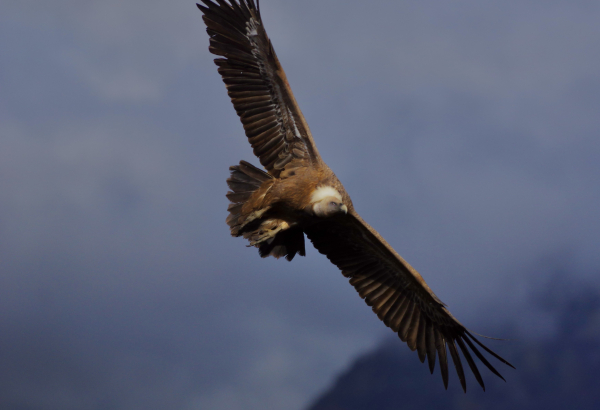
top-left (310, 186), bottom-right (348, 217)
top-left (313, 197), bottom-right (348, 217)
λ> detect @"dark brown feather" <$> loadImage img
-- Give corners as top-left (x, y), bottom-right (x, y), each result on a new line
top-left (397, 302), bottom-right (416, 342)
top-left (371, 286), bottom-right (396, 311)
top-left (406, 308), bottom-right (422, 351)
top-left (435, 330), bottom-right (449, 389)
top-left (456, 337), bottom-right (485, 391)
top-left (447, 338), bottom-right (466, 392)
top-left (304, 212), bottom-right (513, 391)
top-left (425, 319), bottom-right (437, 374)
top-left (245, 120), bottom-right (278, 138)
top-left (226, 192), bottom-right (252, 203)
top-left (248, 127), bottom-right (279, 145)
top-left (387, 296), bottom-right (411, 331)
top-left (416, 314), bottom-right (428, 363)
top-left (366, 280), bottom-right (394, 305)
top-left (242, 114), bottom-right (278, 129)
top-left (273, 155), bottom-right (293, 169)
top-left (199, 0), bottom-right (322, 177)
top-left (377, 289), bottom-right (401, 316)
top-left (252, 132), bottom-right (282, 153)
top-left (240, 105), bottom-right (274, 119)
top-left (357, 275), bottom-right (387, 299)
top-left (237, 160), bottom-right (271, 181)
top-left (218, 68), bottom-right (263, 79)
top-left (349, 268), bottom-right (386, 288)
top-left (259, 143), bottom-right (287, 167)
top-left (225, 160), bottom-right (272, 232)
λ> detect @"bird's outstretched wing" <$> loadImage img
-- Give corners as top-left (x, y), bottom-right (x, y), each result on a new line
top-left (304, 210), bottom-right (515, 392)
top-left (197, 0), bottom-right (322, 177)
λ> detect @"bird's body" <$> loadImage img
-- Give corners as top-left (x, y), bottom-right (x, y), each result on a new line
top-left (227, 159), bottom-right (350, 259)
top-left (197, 0), bottom-right (514, 392)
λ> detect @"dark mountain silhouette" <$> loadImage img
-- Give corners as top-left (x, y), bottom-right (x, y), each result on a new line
top-left (307, 278), bottom-right (600, 410)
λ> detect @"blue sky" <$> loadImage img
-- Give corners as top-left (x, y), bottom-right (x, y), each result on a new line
top-left (1, 1), bottom-right (600, 409)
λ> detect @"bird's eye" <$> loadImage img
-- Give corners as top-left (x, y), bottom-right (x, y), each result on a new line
top-left (329, 201), bottom-right (338, 207)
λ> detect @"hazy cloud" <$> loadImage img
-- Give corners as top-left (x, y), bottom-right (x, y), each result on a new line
top-left (1, 0), bottom-right (599, 409)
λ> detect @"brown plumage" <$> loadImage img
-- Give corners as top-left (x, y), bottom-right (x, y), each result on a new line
top-left (198, 0), bottom-right (514, 392)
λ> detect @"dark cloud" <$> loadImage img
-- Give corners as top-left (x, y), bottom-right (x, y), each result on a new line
top-left (1, 0), bottom-right (599, 409)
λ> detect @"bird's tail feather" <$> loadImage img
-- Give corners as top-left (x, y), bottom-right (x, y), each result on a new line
top-left (225, 160), bottom-right (305, 261)
top-left (226, 160), bottom-right (272, 233)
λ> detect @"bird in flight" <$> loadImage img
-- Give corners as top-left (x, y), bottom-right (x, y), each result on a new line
top-left (197, 0), bottom-right (514, 392)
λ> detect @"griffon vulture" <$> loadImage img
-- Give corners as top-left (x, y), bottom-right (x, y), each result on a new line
top-left (196, 0), bottom-right (514, 392)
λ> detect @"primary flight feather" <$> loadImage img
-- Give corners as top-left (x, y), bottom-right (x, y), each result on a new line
top-left (197, 0), bottom-right (514, 392)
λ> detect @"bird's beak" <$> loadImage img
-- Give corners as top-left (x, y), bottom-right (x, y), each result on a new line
top-left (340, 204), bottom-right (348, 214)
